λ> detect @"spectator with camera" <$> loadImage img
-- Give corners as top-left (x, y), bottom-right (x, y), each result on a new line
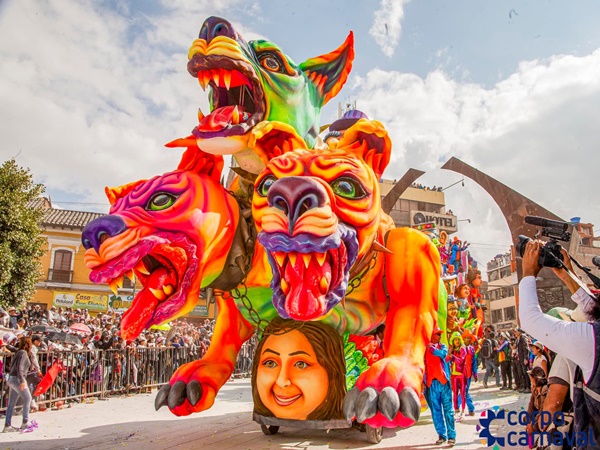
top-left (519, 239), bottom-right (600, 448)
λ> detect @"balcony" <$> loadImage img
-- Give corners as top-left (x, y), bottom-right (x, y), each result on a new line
top-left (47, 269), bottom-right (73, 283)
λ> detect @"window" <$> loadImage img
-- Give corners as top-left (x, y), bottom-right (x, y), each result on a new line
top-left (504, 306), bottom-right (516, 321)
top-left (49, 249), bottom-right (73, 283)
top-left (53, 250), bottom-right (72, 271)
top-left (491, 309), bottom-right (503, 323)
top-left (123, 276), bottom-right (135, 289)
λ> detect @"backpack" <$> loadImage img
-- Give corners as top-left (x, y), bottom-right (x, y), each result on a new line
top-left (480, 338), bottom-right (494, 359)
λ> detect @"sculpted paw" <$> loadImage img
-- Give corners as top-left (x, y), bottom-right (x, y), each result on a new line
top-left (155, 360), bottom-right (230, 416)
top-left (342, 358), bottom-right (422, 428)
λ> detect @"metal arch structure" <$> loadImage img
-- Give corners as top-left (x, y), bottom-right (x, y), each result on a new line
top-left (441, 156), bottom-right (569, 248)
top-left (381, 168), bottom-right (426, 215)
top-left (441, 156), bottom-right (577, 314)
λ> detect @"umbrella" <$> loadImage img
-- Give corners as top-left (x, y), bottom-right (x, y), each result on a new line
top-left (150, 323), bottom-right (171, 331)
top-left (27, 324), bottom-right (59, 333)
top-left (47, 331), bottom-right (82, 345)
top-left (69, 323), bottom-right (91, 335)
top-left (2, 332), bottom-right (16, 344)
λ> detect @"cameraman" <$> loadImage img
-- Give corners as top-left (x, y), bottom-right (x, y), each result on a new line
top-left (519, 240), bottom-right (600, 448)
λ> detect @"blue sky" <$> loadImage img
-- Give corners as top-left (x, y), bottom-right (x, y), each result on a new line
top-left (2, 0), bottom-right (600, 267)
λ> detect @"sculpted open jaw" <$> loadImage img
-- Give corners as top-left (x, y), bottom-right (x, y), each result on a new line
top-left (188, 56), bottom-right (265, 138)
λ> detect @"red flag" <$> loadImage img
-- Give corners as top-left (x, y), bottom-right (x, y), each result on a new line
top-left (33, 361), bottom-right (63, 396)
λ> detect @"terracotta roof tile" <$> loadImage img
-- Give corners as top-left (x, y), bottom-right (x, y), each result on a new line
top-left (41, 209), bottom-right (105, 229)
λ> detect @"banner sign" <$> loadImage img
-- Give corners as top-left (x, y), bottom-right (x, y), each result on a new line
top-left (410, 210), bottom-right (457, 232)
top-left (108, 294), bottom-right (134, 313)
top-left (187, 305), bottom-right (209, 317)
top-left (53, 291), bottom-right (109, 311)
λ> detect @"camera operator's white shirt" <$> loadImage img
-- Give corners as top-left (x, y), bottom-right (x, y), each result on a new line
top-left (519, 276), bottom-right (595, 383)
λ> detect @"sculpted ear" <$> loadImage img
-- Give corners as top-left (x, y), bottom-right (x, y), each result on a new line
top-left (337, 119), bottom-right (391, 179)
top-left (105, 180), bottom-right (145, 206)
top-left (166, 136), bottom-right (224, 182)
top-left (299, 32), bottom-right (354, 106)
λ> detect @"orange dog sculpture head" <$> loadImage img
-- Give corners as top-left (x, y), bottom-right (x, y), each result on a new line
top-left (252, 119), bottom-right (391, 321)
top-left (82, 145), bottom-right (240, 340)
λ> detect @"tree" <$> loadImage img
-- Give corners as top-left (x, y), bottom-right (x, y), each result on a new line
top-left (0, 159), bottom-right (46, 308)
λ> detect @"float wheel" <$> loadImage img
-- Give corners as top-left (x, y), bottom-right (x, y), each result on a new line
top-left (365, 424), bottom-right (383, 444)
top-left (260, 425), bottom-right (279, 435)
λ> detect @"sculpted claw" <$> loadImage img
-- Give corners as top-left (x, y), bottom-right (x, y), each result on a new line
top-left (356, 387), bottom-right (378, 423)
top-left (155, 383), bottom-right (170, 411)
top-left (378, 386), bottom-right (400, 421)
top-left (399, 387), bottom-right (420, 422)
top-left (168, 381), bottom-right (187, 409)
top-left (187, 380), bottom-right (203, 406)
top-left (343, 386), bottom-right (360, 420)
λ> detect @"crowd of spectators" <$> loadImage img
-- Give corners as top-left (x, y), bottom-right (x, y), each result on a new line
top-left (0, 304), bottom-right (246, 415)
top-left (410, 182), bottom-right (443, 192)
top-left (0, 305), bottom-right (216, 356)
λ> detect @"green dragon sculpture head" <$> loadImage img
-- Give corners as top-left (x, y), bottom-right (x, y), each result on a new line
top-left (186, 16), bottom-right (354, 174)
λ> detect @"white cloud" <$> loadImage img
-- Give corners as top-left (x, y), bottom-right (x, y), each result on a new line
top-left (351, 49), bottom-right (600, 266)
top-left (0, 0), bottom-right (256, 211)
top-left (369, 0), bottom-right (411, 58)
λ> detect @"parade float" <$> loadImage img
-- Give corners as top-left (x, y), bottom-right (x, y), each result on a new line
top-left (82, 16), bottom-right (445, 444)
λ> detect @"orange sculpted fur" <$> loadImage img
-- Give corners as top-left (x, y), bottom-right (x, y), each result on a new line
top-left (252, 119), bottom-right (440, 428)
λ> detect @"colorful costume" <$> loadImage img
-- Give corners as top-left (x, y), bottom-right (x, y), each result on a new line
top-left (449, 333), bottom-right (467, 415)
top-left (424, 340), bottom-right (456, 441)
top-left (463, 340), bottom-right (477, 414)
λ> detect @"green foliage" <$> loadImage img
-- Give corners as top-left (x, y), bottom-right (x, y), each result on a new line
top-left (0, 159), bottom-right (46, 308)
top-left (343, 333), bottom-right (370, 391)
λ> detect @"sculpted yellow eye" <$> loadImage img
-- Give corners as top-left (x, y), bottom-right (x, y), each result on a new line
top-left (257, 175), bottom-right (277, 197)
top-left (258, 52), bottom-right (286, 73)
top-left (147, 192), bottom-right (177, 211)
top-left (330, 177), bottom-right (367, 199)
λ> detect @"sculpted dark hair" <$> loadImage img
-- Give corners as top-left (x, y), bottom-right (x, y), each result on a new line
top-left (466, 269), bottom-right (481, 287)
top-left (251, 318), bottom-right (346, 420)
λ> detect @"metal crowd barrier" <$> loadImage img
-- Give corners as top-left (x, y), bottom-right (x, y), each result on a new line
top-left (0, 338), bottom-right (258, 412)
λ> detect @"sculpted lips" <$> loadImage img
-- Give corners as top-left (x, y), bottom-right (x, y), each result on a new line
top-left (88, 232), bottom-right (198, 340)
top-left (272, 392), bottom-right (302, 406)
top-left (258, 224), bottom-right (358, 321)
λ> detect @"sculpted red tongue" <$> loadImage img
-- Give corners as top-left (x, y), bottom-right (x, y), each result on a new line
top-left (198, 105), bottom-right (245, 132)
top-left (121, 268), bottom-right (169, 340)
top-left (284, 255), bottom-right (331, 320)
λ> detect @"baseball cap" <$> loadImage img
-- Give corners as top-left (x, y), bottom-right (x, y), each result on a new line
top-left (432, 327), bottom-right (443, 336)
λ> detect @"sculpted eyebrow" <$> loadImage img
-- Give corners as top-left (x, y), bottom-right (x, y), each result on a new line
top-left (289, 350), bottom-right (310, 356)
top-left (263, 348), bottom-right (280, 356)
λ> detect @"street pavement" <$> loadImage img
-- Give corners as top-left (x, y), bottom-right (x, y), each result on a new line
top-left (0, 376), bottom-right (530, 450)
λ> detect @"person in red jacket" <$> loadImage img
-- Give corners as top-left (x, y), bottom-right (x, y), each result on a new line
top-left (424, 327), bottom-right (456, 446)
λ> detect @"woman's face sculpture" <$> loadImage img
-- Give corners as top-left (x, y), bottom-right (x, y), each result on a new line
top-left (256, 330), bottom-right (329, 420)
top-left (447, 302), bottom-right (458, 320)
top-left (459, 285), bottom-right (470, 299)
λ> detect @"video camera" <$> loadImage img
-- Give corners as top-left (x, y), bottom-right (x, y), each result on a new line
top-left (518, 216), bottom-right (600, 290)
top-left (516, 216), bottom-right (571, 269)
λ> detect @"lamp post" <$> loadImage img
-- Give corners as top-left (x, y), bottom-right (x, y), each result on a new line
top-left (442, 177), bottom-right (465, 191)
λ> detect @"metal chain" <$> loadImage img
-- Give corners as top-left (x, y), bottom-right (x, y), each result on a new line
top-left (346, 251), bottom-right (378, 297)
top-left (221, 187), bottom-right (272, 331)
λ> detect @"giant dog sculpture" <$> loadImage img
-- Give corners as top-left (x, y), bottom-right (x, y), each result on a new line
top-left (249, 119), bottom-right (441, 429)
top-left (154, 120), bottom-right (440, 431)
